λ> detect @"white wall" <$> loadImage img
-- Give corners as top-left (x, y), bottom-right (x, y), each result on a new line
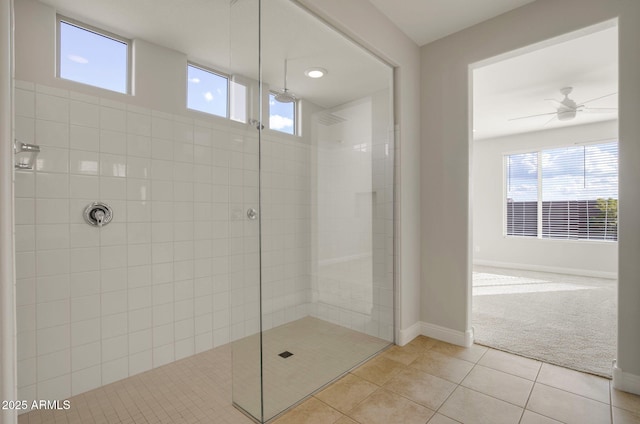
top-left (421, 0), bottom-right (640, 392)
top-left (300, 0), bottom-right (422, 344)
top-left (473, 121), bottom-right (618, 278)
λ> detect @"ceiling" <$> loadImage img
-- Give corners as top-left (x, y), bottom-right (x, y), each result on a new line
top-left (368, 0), bottom-right (536, 46)
top-left (473, 25), bottom-right (618, 141)
top-left (39, 0), bottom-right (391, 109)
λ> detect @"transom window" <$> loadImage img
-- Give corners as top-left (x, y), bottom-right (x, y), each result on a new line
top-left (57, 17), bottom-right (130, 94)
top-left (505, 141), bottom-right (618, 241)
top-left (187, 64), bottom-right (229, 118)
top-left (269, 93), bottom-right (296, 135)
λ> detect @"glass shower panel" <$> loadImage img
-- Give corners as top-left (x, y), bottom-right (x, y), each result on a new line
top-left (228, 0), bottom-right (263, 421)
top-left (258, 0), bottom-right (395, 421)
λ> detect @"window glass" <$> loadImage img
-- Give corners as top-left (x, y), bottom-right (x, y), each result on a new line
top-left (59, 20), bottom-right (129, 94)
top-left (187, 64), bottom-right (229, 118)
top-left (505, 142), bottom-right (618, 241)
top-left (269, 93), bottom-right (295, 135)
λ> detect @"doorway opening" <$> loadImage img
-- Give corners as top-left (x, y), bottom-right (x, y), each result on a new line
top-left (470, 21), bottom-right (619, 377)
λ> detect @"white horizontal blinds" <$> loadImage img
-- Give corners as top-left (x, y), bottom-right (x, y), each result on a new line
top-left (506, 152), bottom-right (538, 237)
top-left (541, 142), bottom-right (618, 240)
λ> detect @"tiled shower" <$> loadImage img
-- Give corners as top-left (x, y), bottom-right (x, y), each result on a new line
top-left (12, 0), bottom-right (395, 422)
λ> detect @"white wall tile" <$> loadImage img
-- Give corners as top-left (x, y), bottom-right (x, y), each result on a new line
top-left (37, 374), bottom-right (70, 401)
top-left (101, 357), bottom-right (128, 385)
top-left (70, 247), bottom-right (100, 273)
top-left (128, 287), bottom-right (151, 311)
top-left (36, 120), bottom-right (69, 148)
top-left (15, 88), bottom-right (35, 118)
top-left (101, 290), bottom-right (127, 316)
top-left (70, 101), bottom-right (99, 127)
top-left (35, 172), bottom-right (69, 199)
top-left (36, 249), bottom-right (69, 277)
top-left (15, 171), bottom-right (35, 198)
top-left (100, 246), bottom-right (127, 269)
top-left (18, 358), bottom-right (36, 388)
top-left (37, 349), bottom-right (70, 381)
top-left (17, 331), bottom-right (37, 359)
top-left (36, 299), bottom-right (69, 329)
top-left (36, 224), bottom-right (70, 250)
top-left (153, 344), bottom-right (174, 367)
top-left (128, 350), bottom-right (152, 375)
top-left (127, 266), bottom-right (151, 288)
top-left (17, 305), bottom-right (36, 333)
top-left (16, 278), bottom-right (36, 307)
top-left (69, 225), bottom-right (99, 248)
top-left (36, 325), bottom-right (70, 356)
top-left (70, 175), bottom-right (98, 199)
top-left (15, 198), bottom-right (35, 225)
top-left (70, 125), bottom-right (99, 152)
top-left (36, 199), bottom-right (69, 224)
top-left (71, 366), bottom-right (101, 395)
top-left (70, 150), bottom-right (100, 176)
top-left (127, 223), bottom-right (151, 244)
top-left (127, 134), bottom-right (152, 158)
top-left (15, 116), bottom-right (35, 145)
top-left (128, 329), bottom-right (152, 354)
top-left (101, 312), bottom-right (128, 339)
top-left (153, 323), bottom-right (173, 347)
top-left (70, 295), bottom-right (100, 322)
top-left (101, 267), bottom-right (128, 292)
top-left (100, 107), bottom-right (126, 132)
top-left (15, 225), bottom-right (35, 252)
top-left (71, 318), bottom-right (100, 347)
top-left (36, 275), bottom-right (69, 303)
top-left (128, 308), bottom-right (152, 332)
top-left (102, 335), bottom-right (128, 362)
top-left (36, 147), bottom-right (69, 173)
top-left (175, 338), bottom-right (194, 360)
top-left (100, 130), bottom-right (127, 155)
top-left (100, 223), bottom-right (127, 246)
top-left (36, 93), bottom-right (69, 123)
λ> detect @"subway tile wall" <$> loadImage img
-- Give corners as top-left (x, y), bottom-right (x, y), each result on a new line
top-left (14, 80), bottom-right (312, 405)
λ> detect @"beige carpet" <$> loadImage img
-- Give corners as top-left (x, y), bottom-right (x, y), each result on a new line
top-left (472, 266), bottom-right (617, 377)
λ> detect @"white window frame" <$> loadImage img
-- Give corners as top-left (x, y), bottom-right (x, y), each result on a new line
top-left (56, 15), bottom-right (132, 94)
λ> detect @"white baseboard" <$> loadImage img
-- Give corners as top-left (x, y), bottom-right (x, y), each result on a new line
top-left (397, 321), bottom-right (422, 346)
top-left (422, 322), bottom-right (474, 347)
top-left (613, 361), bottom-right (640, 396)
top-left (397, 321), bottom-right (473, 347)
top-left (473, 259), bottom-right (617, 280)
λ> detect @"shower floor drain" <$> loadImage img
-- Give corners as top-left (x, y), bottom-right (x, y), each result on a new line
top-left (278, 351), bottom-right (294, 358)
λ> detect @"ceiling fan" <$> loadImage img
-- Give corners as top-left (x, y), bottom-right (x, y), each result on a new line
top-left (509, 87), bottom-right (617, 125)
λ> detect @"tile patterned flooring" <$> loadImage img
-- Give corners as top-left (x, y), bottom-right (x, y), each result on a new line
top-left (18, 335), bottom-right (640, 424)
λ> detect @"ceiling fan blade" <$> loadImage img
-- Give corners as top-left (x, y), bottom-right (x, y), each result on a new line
top-left (508, 111), bottom-right (557, 121)
top-left (545, 98), bottom-right (564, 108)
top-left (582, 107), bottom-right (618, 113)
top-left (580, 92), bottom-right (617, 105)
top-left (543, 115), bottom-right (557, 126)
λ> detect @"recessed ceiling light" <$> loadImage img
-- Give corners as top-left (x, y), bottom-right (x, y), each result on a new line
top-left (304, 67), bottom-right (327, 79)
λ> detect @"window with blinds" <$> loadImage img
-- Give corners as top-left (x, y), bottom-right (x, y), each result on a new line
top-left (505, 141), bottom-right (618, 241)
top-left (506, 152), bottom-right (538, 237)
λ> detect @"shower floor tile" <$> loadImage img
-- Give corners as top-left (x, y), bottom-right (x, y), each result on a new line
top-left (18, 317), bottom-right (390, 424)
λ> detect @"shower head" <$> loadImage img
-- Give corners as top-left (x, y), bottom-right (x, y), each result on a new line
top-left (274, 88), bottom-right (296, 103)
top-left (275, 58), bottom-right (297, 103)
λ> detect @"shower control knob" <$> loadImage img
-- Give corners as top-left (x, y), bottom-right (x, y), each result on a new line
top-left (84, 202), bottom-right (113, 227)
top-left (247, 208), bottom-right (258, 220)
